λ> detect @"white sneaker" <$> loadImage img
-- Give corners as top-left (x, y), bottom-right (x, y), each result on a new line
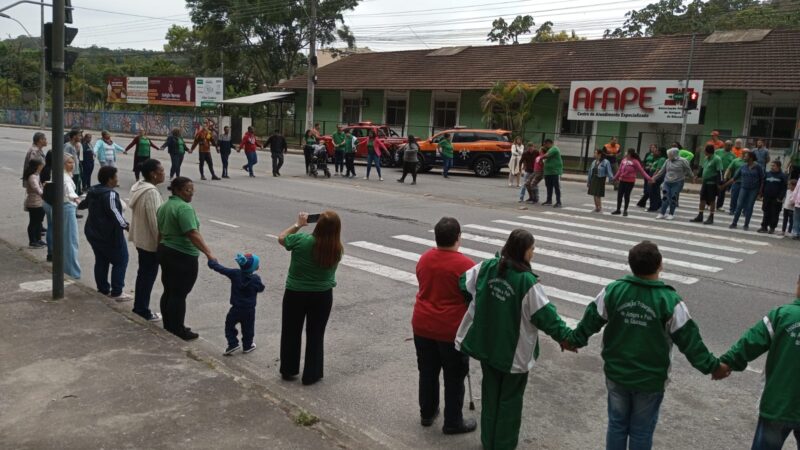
top-left (363, 176), bottom-right (368, 180)
top-left (379, 177), bottom-right (384, 181)
top-left (147, 312), bottom-right (162, 322)
top-left (109, 292), bottom-right (133, 302)
top-left (666, 214), bottom-right (675, 220)
top-left (655, 213), bottom-right (665, 219)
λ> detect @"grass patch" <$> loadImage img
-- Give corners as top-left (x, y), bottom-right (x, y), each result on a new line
top-left (295, 409), bottom-right (320, 427)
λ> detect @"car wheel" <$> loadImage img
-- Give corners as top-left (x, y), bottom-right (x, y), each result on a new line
top-left (473, 157), bottom-right (495, 177)
top-left (381, 152), bottom-right (395, 168)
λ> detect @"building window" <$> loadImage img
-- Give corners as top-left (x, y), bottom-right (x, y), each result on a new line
top-left (342, 98), bottom-right (360, 124)
top-left (749, 105), bottom-right (798, 149)
top-left (386, 99), bottom-right (406, 127)
top-left (433, 100), bottom-right (458, 131)
top-left (560, 102), bottom-right (593, 135)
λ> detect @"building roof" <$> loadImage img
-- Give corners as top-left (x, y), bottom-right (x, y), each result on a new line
top-left (279, 29), bottom-right (800, 91)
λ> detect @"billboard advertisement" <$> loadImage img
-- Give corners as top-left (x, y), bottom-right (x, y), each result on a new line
top-left (195, 77), bottom-right (224, 107)
top-left (106, 77), bottom-right (127, 103)
top-left (126, 77), bottom-right (149, 104)
top-left (147, 77), bottom-right (195, 106)
top-left (567, 80), bottom-right (704, 124)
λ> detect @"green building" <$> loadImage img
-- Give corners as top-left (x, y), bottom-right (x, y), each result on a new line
top-left (279, 29), bottom-right (800, 159)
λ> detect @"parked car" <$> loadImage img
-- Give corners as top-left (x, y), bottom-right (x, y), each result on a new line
top-left (399, 128), bottom-right (512, 177)
top-left (319, 122), bottom-right (407, 167)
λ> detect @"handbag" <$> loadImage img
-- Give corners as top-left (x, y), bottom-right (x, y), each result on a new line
top-left (42, 182), bottom-right (55, 205)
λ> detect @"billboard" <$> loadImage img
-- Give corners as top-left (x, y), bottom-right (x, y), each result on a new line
top-left (126, 77), bottom-right (149, 104)
top-left (106, 77), bottom-right (126, 103)
top-left (148, 77), bottom-right (195, 106)
top-left (567, 80), bottom-right (704, 124)
top-left (195, 77), bottom-right (224, 107)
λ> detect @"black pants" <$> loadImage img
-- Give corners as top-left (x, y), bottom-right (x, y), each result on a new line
top-left (225, 306), bottom-right (255, 348)
top-left (81, 159), bottom-right (94, 190)
top-left (334, 150), bottom-right (344, 173)
top-left (399, 161), bottom-right (417, 182)
top-left (271, 152), bottom-right (284, 175)
top-left (198, 152), bottom-right (217, 178)
top-left (279, 288), bottom-right (333, 384)
top-left (783, 208), bottom-right (794, 233)
top-left (220, 149), bottom-right (231, 176)
top-left (133, 248), bottom-right (159, 320)
top-left (303, 145), bottom-right (314, 174)
top-left (616, 181), bottom-right (635, 212)
top-left (761, 197), bottom-right (782, 230)
top-left (413, 335), bottom-right (468, 427)
top-left (27, 207), bottom-right (44, 244)
top-left (133, 154), bottom-right (149, 181)
top-left (544, 174), bottom-right (561, 204)
top-left (716, 184), bottom-right (729, 209)
top-left (157, 244), bottom-right (198, 337)
top-left (169, 152), bottom-right (184, 178)
top-left (345, 153), bottom-right (356, 177)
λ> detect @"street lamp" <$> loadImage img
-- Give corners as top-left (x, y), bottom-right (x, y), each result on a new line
top-left (0, 10), bottom-right (46, 129)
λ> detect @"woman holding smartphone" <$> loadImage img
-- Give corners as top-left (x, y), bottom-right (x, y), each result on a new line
top-left (277, 211), bottom-right (343, 385)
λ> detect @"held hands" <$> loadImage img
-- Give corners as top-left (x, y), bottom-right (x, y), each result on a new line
top-left (560, 340), bottom-right (578, 353)
top-left (711, 362), bottom-right (732, 380)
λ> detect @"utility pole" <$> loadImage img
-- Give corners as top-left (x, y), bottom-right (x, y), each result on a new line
top-left (39, 2), bottom-right (45, 128)
top-left (679, 33), bottom-right (696, 146)
top-left (51, 0), bottom-right (65, 299)
top-left (304, 0), bottom-right (316, 132)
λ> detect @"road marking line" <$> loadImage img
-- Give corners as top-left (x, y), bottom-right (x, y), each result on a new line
top-left (578, 204), bottom-right (776, 240)
top-left (394, 234), bottom-right (696, 285)
top-left (265, 233), bottom-right (278, 239)
top-left (350, 241), bottom-right (422, 262)
top-left (745, 366), bottom-right (763, 374)
top-left (595, 200), bottom-right (764, 220)
top-left (339, 255), bottom-right (419, 285)
top-left (209, 219), bottom-right (240, 228)
top-left (1, 166), bottom-right (14, 172)
top-left (457, 227), bottom-right (721, 272)
top-left (472, 223), bottom-right (742, 264)
top-left (514, 216), bottom-right (757, 255)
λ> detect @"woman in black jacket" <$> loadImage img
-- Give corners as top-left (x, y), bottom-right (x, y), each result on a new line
top-left (160, 128), bottom-right (190, 178)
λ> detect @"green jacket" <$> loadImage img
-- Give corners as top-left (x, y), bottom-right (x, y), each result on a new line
top-left (720, 298), bottom-right (800, 422)
top-left (343, 135), bottom-right (356, 153)
top-left (439, 139), bottom-right (454, 158)
top-left (543, 146), bottom-right (563, 176)
top-left (651, 156), bottom-right (667, 175)
top-left (332, 131), bottom-right (346, 150)
top-left (569, 275), bottom-right (719, 392)
top-left (455, 258), bottom-right (572, 374)
top-left (700, 154), bottom-right (723, 184)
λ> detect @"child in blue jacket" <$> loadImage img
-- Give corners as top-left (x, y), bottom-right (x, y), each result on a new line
top-left (208, 253), bottom-right (265, 355)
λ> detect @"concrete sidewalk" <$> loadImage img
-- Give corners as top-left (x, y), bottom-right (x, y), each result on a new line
top-left (0, 240), bottom-right (371, 450)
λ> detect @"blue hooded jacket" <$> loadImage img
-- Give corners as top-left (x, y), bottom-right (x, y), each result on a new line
top-left (208, 260), bottom-right (265, 308)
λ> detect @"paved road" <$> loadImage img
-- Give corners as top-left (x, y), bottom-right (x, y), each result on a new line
top-left (1, 126), bottom-right (796, 449)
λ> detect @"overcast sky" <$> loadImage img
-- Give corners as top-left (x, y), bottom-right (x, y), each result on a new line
top-left (1, 0), bottom-right (654, 51)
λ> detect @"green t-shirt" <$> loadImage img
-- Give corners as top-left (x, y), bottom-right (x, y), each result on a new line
top-left (305, 136), bottom-right (317, 146)
top-left (137, 137), bottom-right (152, 157)
top-left (157, 195), bottom-right (200, 256)
top-left (285, 233), bottom-right (339, 292)
top-left (332, 131), bottom-right (346, 150)
top-left (438, 139), bottom-right (454, 158)
top-left (727, 158), bottom-right (746, 182)
top-left (651, 156), bottom-right (667, 173)
top-left (177, 137), bottom-right (186, 155)
top-left (543, 146), bottom-right (563, 176)
top-left (714, 149), bottom-right (736, 172)
top-left (643, 152), bottom-right (654, 171)
top-left (344, 135), bottom-right (356, 153)
top-left (367, 139), bottom-right (376, 156)
top-left (701, 155), bottom-right (723, 184)
top-left (679, 149), bottom-right (694, 161)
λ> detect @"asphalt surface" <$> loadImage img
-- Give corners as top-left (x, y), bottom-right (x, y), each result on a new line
top-left (1, 125), bottom-right (797, 449)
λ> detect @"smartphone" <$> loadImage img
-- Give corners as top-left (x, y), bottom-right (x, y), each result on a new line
top-left (307, 213), bottom-right (321, 224)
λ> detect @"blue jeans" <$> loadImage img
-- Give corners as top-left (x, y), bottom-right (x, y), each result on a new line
top-left (245, 151), bottom-right (258, 176)
top-left (133, 248), bottom-right (159, 319)
top-left (730, 182), bottom-right (742, 213)
top-left (606, 378), bottom-right (664, 450)
top-left (63, 203), bottom-right (81, 279)
top-left (659, 180), bottom-right (684, 215)
top-left (793, 208), bottom-right (800, 237)
top-left (226, 306), bottom-right (256, 348)
top-left (519, 171), bottom-right (534, 200)
top-left (751, 418), bottom-right (800, 450)
top-left (366, 153), bottom-right (382, 178)
top-left (89, 235), bottom-right (128, 296)
top-left (733, 187), bottom-right (758, 227)
top-left (43, 202), bottom-right (53, 257)
top-left (442, 156), bottom-right (453, 177)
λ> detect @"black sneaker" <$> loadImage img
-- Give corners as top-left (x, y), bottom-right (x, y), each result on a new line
top-left (224, 344), bottom-right (240, 355)
top-left (553, 203), bottom-right (562, 208)
top-left (243, 343), bottom-right (257, 353)
top-left (211, 176), bottom-right (221, 180)
top-left (743, 225), bottom-right (750, 231)
top-left (181, 330), bottom-right (199, 341)
top-left (611, 210), bottom-right (621, 215)
top-left (622, 211), bottom-right (628, 217)
top-left (442, 418), bottom-right (477, 435)
top-left (690, 213), bottom-right (704, 223)
top-left (281, 373), bottom-right (298, 381)
top-left (541, 202), bottom-right (552, 206)
top-left (421, 409), bottom-right (440, 427)
top-left (703, 215), bottom-right (714, 225)
top-left (729, 223), bottom-right (738, 229)
top-left (757, 228), bottom-right (768, 233)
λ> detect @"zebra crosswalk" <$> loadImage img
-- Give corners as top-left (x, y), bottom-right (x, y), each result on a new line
top-left (337, 209), bottom-right (772, 326)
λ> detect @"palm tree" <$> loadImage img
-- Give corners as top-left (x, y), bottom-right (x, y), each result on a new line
top-left (480, 80), bottom-right (554, 139)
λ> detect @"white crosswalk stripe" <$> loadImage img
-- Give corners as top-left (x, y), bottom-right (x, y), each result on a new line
top-left (540, 211), bottom-right (771, 246)
top-left (488, 221), bottom-right (743, 263)
top-left (339, 255), bottom-right (418, 285)
top-left (391, 234), bottom-right (697, 285)
top-left (565, 206), bottom-right (781, 240)
top-left (511, 216), bottom-right (758, 254)
top-left (595, 200), bottom-right (764, 219)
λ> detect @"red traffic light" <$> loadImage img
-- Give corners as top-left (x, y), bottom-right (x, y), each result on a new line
top-left (689, 91), bottom-right (699, 101)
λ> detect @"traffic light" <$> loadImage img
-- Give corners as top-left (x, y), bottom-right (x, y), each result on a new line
top-left (685, 90), bottom-right (700, 110)
top-left (44, 22), bottom-right (79, 74)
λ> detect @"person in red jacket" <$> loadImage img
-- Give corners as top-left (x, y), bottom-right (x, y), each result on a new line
top-left (412, 217), bottom-right (477, 435)
top-left (238, 126), bottom-right (263, 177)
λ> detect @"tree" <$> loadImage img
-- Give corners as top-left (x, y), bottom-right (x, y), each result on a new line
top-left (532, 21), bottom-right (585, 42)
top-left (487, 15), bottom-right (535, 45)
top-left (480, 81), bottom-right (554, 138)
top-left (604, 0), bottom-right (800, 38)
